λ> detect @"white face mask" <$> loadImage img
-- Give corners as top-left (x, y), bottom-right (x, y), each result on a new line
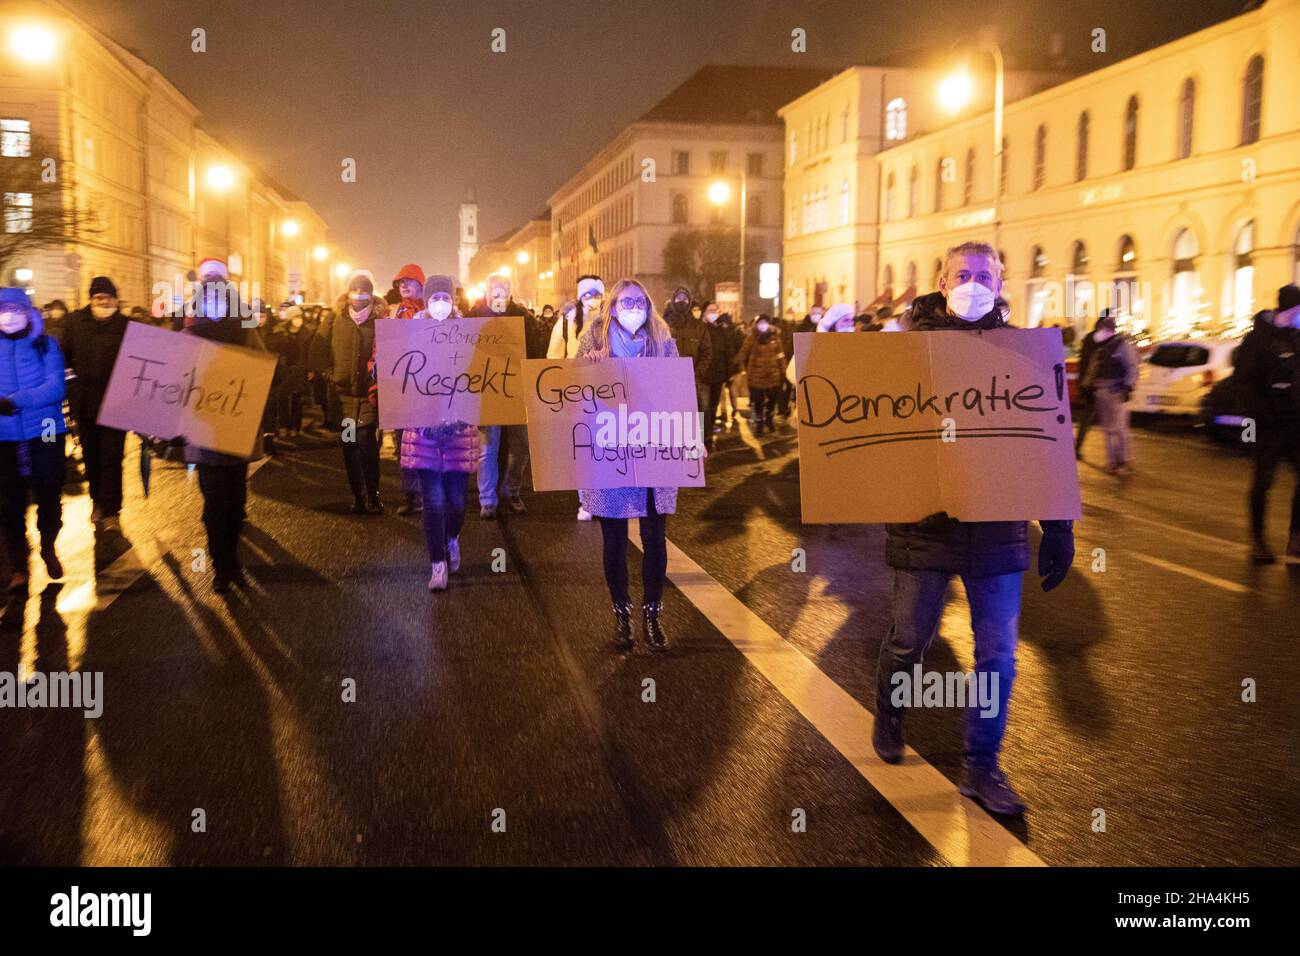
top-left (428, 300), bottom-right (453, 322)
top-left (203, 292), bottom-right (228, 319)
top-left (946, 281), bottom-right (996, 321)
top-left (616, 308), bottom-right (647, 334)
top-left (91, 305), bottom-right (116, 320)
top-left (0, 310), bottom-right (28, 334)
top-left (756, 321), bottom-right (770, 334)
top-left (348, 293), bottom-right (370, 309)
top-left (704, 311), bottom-right (718, 323)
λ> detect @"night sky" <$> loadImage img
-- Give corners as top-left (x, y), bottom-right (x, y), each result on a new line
top-left (64, 0), bottom-right (1249, 283)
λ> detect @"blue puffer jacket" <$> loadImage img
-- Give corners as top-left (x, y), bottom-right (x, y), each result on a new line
top-left (0, 290), bottom-right (68, 443)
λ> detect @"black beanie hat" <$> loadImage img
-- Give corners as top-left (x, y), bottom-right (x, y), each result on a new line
top-left (89, 276), bottom-right (117, 298)
top-left (1278, 284), bottom-right (1300, 313)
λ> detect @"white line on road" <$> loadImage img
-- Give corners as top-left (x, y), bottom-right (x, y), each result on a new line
top-left (631, 529), bottom-right (1046, 868)
top-left (1127, 551), bottom-right (1250, 593)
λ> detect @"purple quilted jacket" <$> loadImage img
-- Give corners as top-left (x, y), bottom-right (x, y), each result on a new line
top-left (400, 423), bottom-right (481, 473)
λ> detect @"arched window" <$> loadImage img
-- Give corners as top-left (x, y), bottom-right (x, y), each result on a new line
top-left (1233, 221), bottom-right (1255, 325)
top-left (905, 260), bottom-right (917, 296)
top-left (886, 98), bottom-right (907, 141)
top-left (1072, 240), bottom-right (1090, 273)
top-left (932, 258), bottom-right (943, 290)
top-left (998, 137), bottom-right (1009, 196)
top-left (1241, 55), bottom-right (1263, 145)
top-left (1075, 111), bottom-right (1090, 181)
top-left (1178, 78), bottom-right (1195, 160)
top-left (1117, 235), bottom-right (1137, 270)
top-left (908, 165), bottom-right (919, 217)
top-left (1030, 245), bottom-right (1048, 278)
top-left (885, 171), bottom-right (896, 222)
top-left (1114, 235), bottom-right (1140, 327)
top-left (671, 193), bottom-right (688, 224)
top-left (963, 147), bottom-right (975, 206)
top-left (1033, 125), bottom-right (1047, 191)
top-left (1071, 241), bottom-right (1092, 326)
top-left (934, 157), bottom-right (945, 212)
top-left (1171, 228), bottom-right (1201, 334)
top-left (882, 264), bottom-right (894, 299)
top-left (1123, 96), bottom-right (1139, 171)
top-left (1028, 246), bottom-right (1049, 327)
top-left (840, 179), bottom-right (850, 225)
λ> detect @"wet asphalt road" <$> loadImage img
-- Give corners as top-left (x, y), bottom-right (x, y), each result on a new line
top-left (0, 407), bottom-right (1296, 866)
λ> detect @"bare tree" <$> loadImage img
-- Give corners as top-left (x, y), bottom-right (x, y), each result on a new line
top-left (0, 133), bottom-right (100, 277)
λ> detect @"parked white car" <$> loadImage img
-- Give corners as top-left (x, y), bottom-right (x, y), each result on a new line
top-left (1129, 339), bottom-right (1240, 416)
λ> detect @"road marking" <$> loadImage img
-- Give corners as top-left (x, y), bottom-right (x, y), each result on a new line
top-left (631, 529), bottom-right (1045, 868)
top-left (1128, 551), bottom-right (1249, 593)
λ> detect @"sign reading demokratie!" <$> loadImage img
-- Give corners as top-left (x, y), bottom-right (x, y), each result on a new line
top-left (794, 329), bottom-right (1082, 523)
top-left (374, 315), bottom-right (526, 428)
top-left (522, 357), bottom-right (706, 491)
top-left (96, 322), bottom-right (277, 459)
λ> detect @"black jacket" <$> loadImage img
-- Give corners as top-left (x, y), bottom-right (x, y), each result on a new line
top-left (884, 291), bottom-right (1073, 576)
top-left (309, 296), bottom-right (377, 398)
top-left (663, 302), bottom-right (713, 380)
top-left (62, 306), bottom-right (130, 422)
top-left (1235, 313), bottom-right (1299, 421)
top-left (698, 321), bottom-right (735, 384)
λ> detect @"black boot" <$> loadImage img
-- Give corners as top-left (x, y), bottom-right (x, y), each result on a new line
top-left (351, 495), bottom-right (367, 514)
top-left (643, 601), bottom-right (667, 652)
top-left (365, 492), bottom-right (385, 515)
top-left (611, 602), bottom-right (634, 650)
top-left (1251, 536), bottom-right (1276, 564)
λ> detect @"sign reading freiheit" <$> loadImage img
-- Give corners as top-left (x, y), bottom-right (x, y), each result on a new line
top-left (793, 329), bottom-right (1082, 523)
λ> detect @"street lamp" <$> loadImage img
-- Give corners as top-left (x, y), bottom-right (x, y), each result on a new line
top-left (516, 250), bottom-right (529, 264)
top-left (8, 24), bottom-right (57, 64)
top-left (206, 164), bottom-right (235, 191)
top-left (313, 245), bottom-right (328, 261)
top-left (940, 40), bottom-right (1005, 247)
top-left (281, 219), bottom-right (300, 237)
top-left (709, 171), bottom-right (748, 319)
top-left (15, 268), bottom-right (33, 283)
top-left (335, 263), bottom-right (350, 278)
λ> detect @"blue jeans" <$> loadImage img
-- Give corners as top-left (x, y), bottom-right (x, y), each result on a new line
top-left (477, 425), bottom-right (530, 506)
top-left (419, 470), bottom-right (468, 563)
top-left (875, 568), bottom-right (1020, 765)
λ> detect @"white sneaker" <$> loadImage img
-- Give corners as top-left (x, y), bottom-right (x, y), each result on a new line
top-left (447, 537), bottom-right (461, 573)
top-left (577, 507), bottom-right (592, 521)
top-left (428, 561), bottom-right (448, 591)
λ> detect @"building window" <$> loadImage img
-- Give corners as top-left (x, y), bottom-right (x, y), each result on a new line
top-left (842, 103), bottom-right (850, 142)
top-left (747, 152), bottom-right (763, 176)
top-left (1178, 78), bottom-right (1195, 160)
top-left (840, 179), bottom-right (850, 225)
top-left (1171, 227), bottom-right (1201, 332)
top-left (710, 150), bottom-right (727, 173)
top-left (908, 165), bottom-right (918, 217)
top-left (998, 137), bottom-right (1008, 196)
top-left (1071, 241), bottom-right (1091, 324)
top-left (963, 148), bottom-right (975, 206)
top-left (1072, 240), bottom-right (1089, 273)
top-left (1, 119), bottom-right (31, 158)
top-left (1118, 234), bottom-right (1137, 270)
top-left (1123, 96), bottom-right (1139, 171)
top-left (3, 192), bottom-right (33, 233)
top-left (747, 196), bottom-right (762, 226)
top-left (1033, 125), bottom-right (1047, 191)
top-left (1233, 221), bottom-right (1255, 325)
top-left (1030, 245), bottom-right (1048, 278)
top-left (1075, 111), bottom-right (1089, 181)
top-left (886, 98), bottom-right (907, 141)
top-left (671, 193), bottom-right (688, 224)
top-left (1241, 55), bottom-right (1263, 145)
top-left (672, 150), bottom-right (690, 175)
top-left (932, 258), bottom-right (943, 289)
top-left (905, 261), bottom-right (917, 298)
top-left (882, 264), bottom-right (894, 299)
top-left (934, 158), bottom-right (945, 212)
top-left (788, 132), bottom-right (797, 166)
top-left (789, 197), bottom-right (798, 237)
top-left (885, 172), bottom-right (895, 222)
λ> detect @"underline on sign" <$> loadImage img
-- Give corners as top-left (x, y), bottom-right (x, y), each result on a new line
top-left (824, 432), bottom-right (1058, 456)
top-left (818, 425), bottom-right (1047, 448)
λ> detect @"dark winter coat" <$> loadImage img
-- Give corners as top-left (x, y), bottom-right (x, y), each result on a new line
top-left (0, 304), bottom-right (67, 443)
top-left (310, 295), bottom-right (379, 426)
top-left (738, 330), bottom-right (785, 390)
top-left (884, 290), bottom-right (1072, 577)
top-left (1235, 313), bottom-right (1299, 421)
top-left (62, 306), bottom-right (130, 424)
top-left (698, 321), bottom-right (736, 384)
top-left (664, 299), bottom-right (713, 380)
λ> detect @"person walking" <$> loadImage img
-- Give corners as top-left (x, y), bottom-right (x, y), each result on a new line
top-left (390, 263), bottom-right (427, 514)
top-left (1236, 285), bottom-right (1300, 563)
top-left (871, 241), bottom-right (1075, 818)
top-left (663, 286), bottom-right (713, 418)
top-left (1079, 311), bottom-right (1139, 476)
top-left (310, 270), bottom-right (384, 514)
top-left (1073, 314), bottom-right (1103, 460)
top-left (182, 271), bottom-right (266, 593)
top-left (469, 273), bottom-right (530, 519)
top-left (62, 276), bottom-right (129, 526)
top-left (0, 288), bottom-right (67, 591)
top-left (697, 304), bottom-right (735, 451)
top-left (398, 275), bottom-right (481, 591)
top-left (737, 314), bottom-right (785, 436)
top-left (577, 278), bottom-right (684, 652)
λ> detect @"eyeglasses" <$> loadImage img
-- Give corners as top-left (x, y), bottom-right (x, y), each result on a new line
top-left (617, 296), bottom-right (649, 310)
top-left (580, 291), bottom-right (603, 300)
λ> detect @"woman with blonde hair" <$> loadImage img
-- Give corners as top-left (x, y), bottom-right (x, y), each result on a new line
top-left (576, 278), bottom-right (680, 652)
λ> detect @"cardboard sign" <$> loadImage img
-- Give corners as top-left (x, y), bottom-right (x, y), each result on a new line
top-left (96, 322), bottom-right (276, 458)
top-left (375, 315), bottom-right (526, 428)
top-left (522, 356), bottom-right (706, 491)
top-left (794, 329), bottom-right (1082, 523)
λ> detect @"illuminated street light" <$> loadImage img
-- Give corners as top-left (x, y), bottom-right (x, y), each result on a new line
top-left (496, 265), bottom-right (512, 278)
top-left (206, 165), bottom-right (235, 191)
top-left (708, 180), bottom-right (731, 205)
top-left (9, 24), bottom-right (57, 64)
top-left (939, 68), bottom-right (974, 113)
top-left (335, 263), bottom-right (350, 278)
top-left (14, 268), bottom-right (33, 283)
top-left (517, 250), bottom-right (530, 265)
top-left (313, 245), bottom-right (328, 261)
top-left (281, 219), bottom-right (300, 237)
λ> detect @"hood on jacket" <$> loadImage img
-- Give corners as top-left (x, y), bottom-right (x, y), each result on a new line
top-left (664, 287), bottom-right (693, 327)
top-left (0, 287), bottom-right (43, 338)
top-left (394, 263), bottom-right (426, 288)
top-left (908, 290), bottom-right (1009, 331)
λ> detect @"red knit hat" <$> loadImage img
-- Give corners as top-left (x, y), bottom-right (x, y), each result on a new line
top-left (394, 263), bottom-right (426, 287)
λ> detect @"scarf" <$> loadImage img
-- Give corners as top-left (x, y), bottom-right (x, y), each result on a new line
top-left (608, 318), bottom-right (648, 358)
top-left (394, 298), bottom-right (423, 320)
top-left (350, 305), bottom-right (372, 326)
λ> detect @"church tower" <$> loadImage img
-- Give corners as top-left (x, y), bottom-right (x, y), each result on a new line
top-left (458, 185), bottom-right (479, 286)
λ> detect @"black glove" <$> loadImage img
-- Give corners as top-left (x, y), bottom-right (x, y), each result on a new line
top-left (1038, 529), bottom-right (1075, 591)
top-left (916, 511), bottom-right (953, 530)
top-left (0, 397), bottom-right (16, 416)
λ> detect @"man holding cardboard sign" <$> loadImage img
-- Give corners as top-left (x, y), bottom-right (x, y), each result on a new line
top-left (797, 242), bottom-right (1077, 818)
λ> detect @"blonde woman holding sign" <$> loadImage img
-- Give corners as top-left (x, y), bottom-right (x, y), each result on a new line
top-left (576, 278), bottom-right (681, 652)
